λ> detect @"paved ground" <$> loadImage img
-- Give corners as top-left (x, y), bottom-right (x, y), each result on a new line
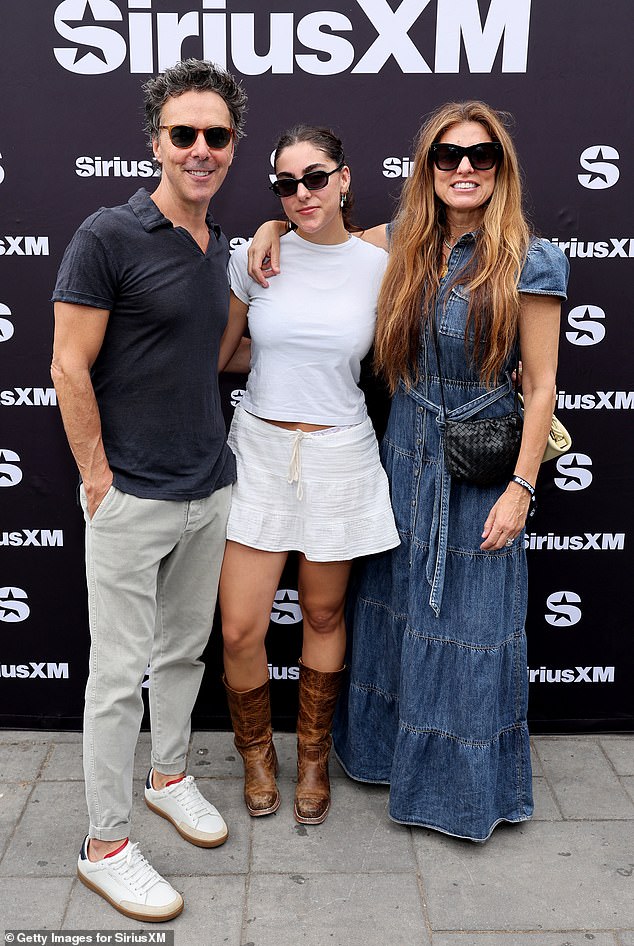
top-left (0, 730), bottom-right (632, 945)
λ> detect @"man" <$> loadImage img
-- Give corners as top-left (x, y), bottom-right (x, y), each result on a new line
top-left (51, 59), bottom-right (247, 922)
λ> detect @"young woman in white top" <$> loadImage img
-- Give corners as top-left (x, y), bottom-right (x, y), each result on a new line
top-left (218, 126), bottom-right (399, 825)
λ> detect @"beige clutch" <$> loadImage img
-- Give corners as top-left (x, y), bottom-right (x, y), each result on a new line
top-left (518, 394), bottom-right (572, 463)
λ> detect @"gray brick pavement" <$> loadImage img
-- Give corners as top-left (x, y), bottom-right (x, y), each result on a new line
top-left (0, 731), bottom-right (631, 945)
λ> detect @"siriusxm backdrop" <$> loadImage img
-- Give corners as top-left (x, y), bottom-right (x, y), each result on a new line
top-left (1, 0), bottom-right (632, 732)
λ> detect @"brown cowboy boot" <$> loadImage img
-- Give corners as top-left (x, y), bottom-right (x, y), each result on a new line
top-left (294, 660), bottom-right (345, 825)
top-left (223, 676), bottom-right (280, 817)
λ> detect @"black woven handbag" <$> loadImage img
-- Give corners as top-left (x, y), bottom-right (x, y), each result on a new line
top-left (443, 411), bottom-right (523, 486)
top-left (431, 318), bottom-right (523, 487)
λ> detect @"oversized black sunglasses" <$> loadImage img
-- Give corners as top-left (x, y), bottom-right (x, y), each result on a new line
top-left (430, 141), bottom-right (502, 171)
top-left (159, 124), bottom-right (235, 150)
top-left (270, 162), bottom-right (344, 198)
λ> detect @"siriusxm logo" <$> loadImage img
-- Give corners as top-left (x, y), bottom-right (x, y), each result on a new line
top-left (268, 664), bottom-right (300, 681)
top-left (565, 305), bottom-right (606, 347)
top-left (53, 0), bottom-right (532, 76)
top-left (0, 151), bottom-right (4, 186)
top-left (0, 530), bottom-right (64, 548)
top-left (528, 666), bottom-right (614, 684)
top-left (270, 589), bottom-right (303, 624)
top-left (0, 388), bottom-right (58, 407)
top-left (76, 155), bottom-right (159, 177)
top-left (0, 237), bottom-right (49, 257)
top-left (230, 388), bottom-right (245, 408)
top-left (229, 237), bottom-right (250, 253)
top-left (0, 449), bottom-right (23, 488)
top-left (0, 587), bottom-right (30, 623)
top-left (556, 391), bottom-right (634, 410)
top-left (553, 454), bottom-right (593, 492)
top-left (0, 303), bottom-right (14, 344)
top-left (545, 590), bottom-right (582, 627)
top-left (0, 663), bottom-right (70, 680)
top-left (578, 145), bottom-right (619, 190)
top-left (525, 533), bottom-right (625, 552)
top-left (549, 237), bottom-right (634, 259)
top-left (382, 156), bottom-right (415, 178)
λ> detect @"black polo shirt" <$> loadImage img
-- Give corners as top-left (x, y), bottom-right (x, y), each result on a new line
top-left (53, 188), bottom-right (236, 500)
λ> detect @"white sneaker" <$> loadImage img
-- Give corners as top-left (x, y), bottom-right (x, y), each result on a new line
top-left (77, 836), bottom-right (183, 922)
top-left (144, 770), bottom-right (229, 848)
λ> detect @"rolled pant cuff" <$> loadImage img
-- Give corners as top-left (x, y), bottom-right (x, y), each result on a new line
top-left (151, 755), bottom-right (188, 776)
top-left (89, 823), bottom-right (131, 842)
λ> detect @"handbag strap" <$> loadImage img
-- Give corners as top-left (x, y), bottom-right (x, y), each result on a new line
top-left (429, 297), bottom-right (519, 420)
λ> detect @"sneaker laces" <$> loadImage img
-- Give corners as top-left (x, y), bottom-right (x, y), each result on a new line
top-left (167, 775), bottom-right (213, 820)
top-left (112, 842), bottom-right (165, 895)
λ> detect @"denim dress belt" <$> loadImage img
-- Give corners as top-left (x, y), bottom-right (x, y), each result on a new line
top-left (399, 375), bottom-right (514, 617)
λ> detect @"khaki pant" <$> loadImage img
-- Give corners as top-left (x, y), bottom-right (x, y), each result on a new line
top-left (80, 483), bottom-right (231, 841)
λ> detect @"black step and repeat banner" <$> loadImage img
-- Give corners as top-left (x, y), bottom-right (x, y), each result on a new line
top-left (1, 0), bottom-right (632, 732)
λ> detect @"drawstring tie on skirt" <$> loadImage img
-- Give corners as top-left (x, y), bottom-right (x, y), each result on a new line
top-left (288, 429), bottom-right (305, 500)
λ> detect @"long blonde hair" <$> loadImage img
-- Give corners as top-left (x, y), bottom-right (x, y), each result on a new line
top-left (375, 101), bottom-right (530, 392)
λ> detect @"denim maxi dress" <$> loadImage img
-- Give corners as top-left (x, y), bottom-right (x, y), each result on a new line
top-left (333, 233), bottom-right (569, 841)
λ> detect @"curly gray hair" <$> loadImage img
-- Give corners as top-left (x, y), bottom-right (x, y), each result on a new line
top-left (142, 58), bottom-right (247, 148)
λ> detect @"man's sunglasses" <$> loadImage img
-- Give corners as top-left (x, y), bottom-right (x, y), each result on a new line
top-left (270, 162), bottom-right (344, 198)
top-left (159, 124), bottom-right (235, 150)
top-left (430, 142), bottom-right (502, 171)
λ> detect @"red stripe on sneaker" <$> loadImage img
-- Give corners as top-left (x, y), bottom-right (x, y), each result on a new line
top-left (104, 839), bottom-right (129, 858)
top-left (165, 775), bottom-right (186, 787)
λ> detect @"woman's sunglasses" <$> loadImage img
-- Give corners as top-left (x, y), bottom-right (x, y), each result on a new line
top-left (430, 142), bottom-right (502, 171)
top-left (159, 124), bottom-right (235, 150)
top-left (270, 162), bottom-right (344, 198)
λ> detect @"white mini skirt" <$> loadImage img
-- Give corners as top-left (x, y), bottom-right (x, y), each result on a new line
top-left (226, 407), bottom-right (399, 562)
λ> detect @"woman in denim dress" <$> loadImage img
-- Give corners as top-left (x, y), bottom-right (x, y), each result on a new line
top-left (330, 102), bottom-right (569, 841)
top-left (334, 102), bottom-right (568, 841)
top-left (247, 101), bottom-right (569, 841)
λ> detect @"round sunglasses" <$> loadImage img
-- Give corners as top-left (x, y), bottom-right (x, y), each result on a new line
top-left (430, 142), bottom-right (502, 171)
top-left (159, 124), bottom-right (234, 150)
top-left (270, 162), bottom-right (344, 198)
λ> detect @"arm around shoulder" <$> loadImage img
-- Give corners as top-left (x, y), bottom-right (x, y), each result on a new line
top-left (247, 220), bottom-right (287, 287)
top-left (357, 224), bottom-right (389, 251)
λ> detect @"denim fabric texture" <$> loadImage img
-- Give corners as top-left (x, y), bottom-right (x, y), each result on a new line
top-left (333, 234), bottom-right (569, 841)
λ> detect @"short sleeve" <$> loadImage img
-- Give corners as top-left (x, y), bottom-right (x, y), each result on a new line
top-left (518, 238), bottom-right (569, 299)
top-left (227, 240), bottom-right (253, 305)
top-left (52, 216), bottom-right (118, 310)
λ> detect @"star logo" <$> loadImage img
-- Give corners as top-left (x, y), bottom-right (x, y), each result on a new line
top-left (578, 145), bottom-right (619, 190)
top-left (54, 0), bottom-right (125, 75)
top-left (0, 449), bottom-right (23, 488)
top-left (545, 590), bottom-right (582, 627)
top-left (0, 302), bottom-right (14, 343)
top-left (554, 454), bottom-right (593, 492)
top-left (270, 589), bottom-right (303, 625)
top-left (583, 149), bottom-right (609, 185)
top-left (565, 306), bottom-right (606, 347)
top-left (0, 587), bottom-right (31, 623)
